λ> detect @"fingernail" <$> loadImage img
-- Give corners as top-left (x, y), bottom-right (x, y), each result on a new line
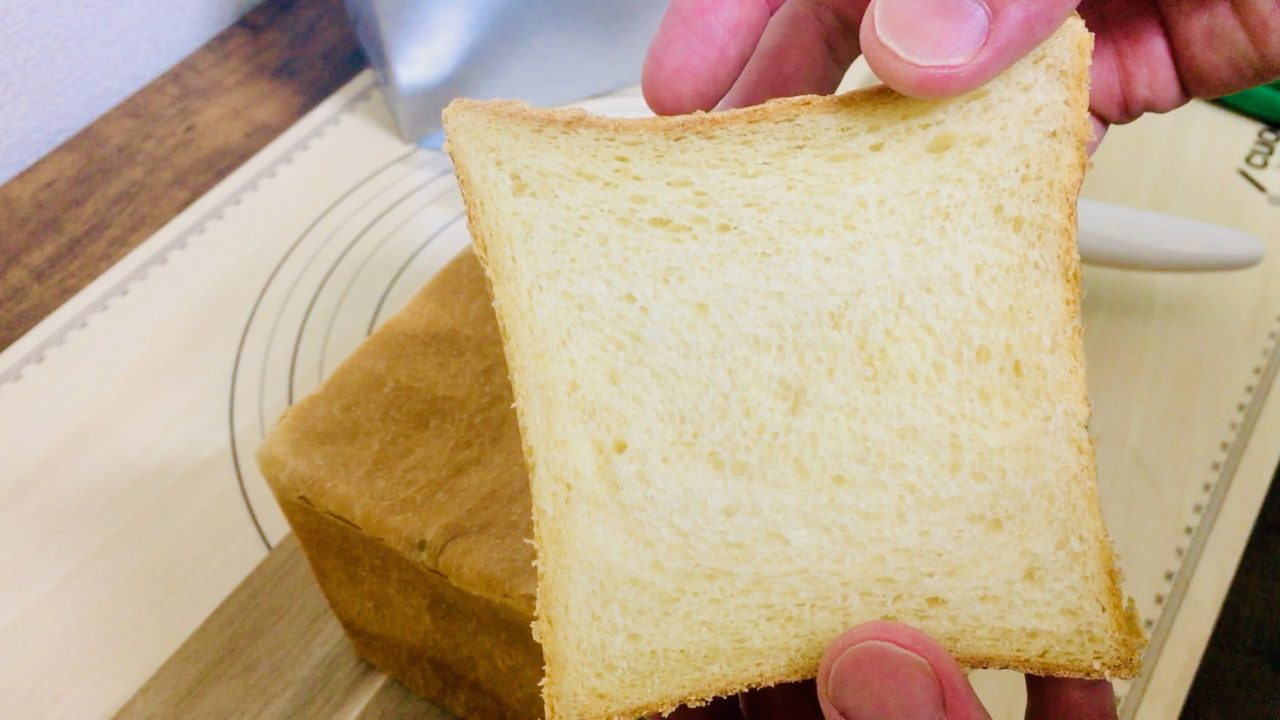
top-left (826, 641), bottom-right (945, 720)
top-left (874, 0), bottom-right (991, 67)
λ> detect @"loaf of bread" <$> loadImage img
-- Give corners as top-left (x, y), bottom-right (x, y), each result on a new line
top-left (445, 16), bottom-right (1144, 720)
top-left (257, 249), bottom-right (543, 720)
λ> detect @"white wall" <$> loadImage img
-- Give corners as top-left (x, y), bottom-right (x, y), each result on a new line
top-left (0, 0), bottom-right (263, 185)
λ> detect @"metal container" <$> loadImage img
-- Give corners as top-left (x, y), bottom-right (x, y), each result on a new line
top-left (343, 0), bottom-right (666, 145)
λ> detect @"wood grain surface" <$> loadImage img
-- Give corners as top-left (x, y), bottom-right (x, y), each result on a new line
top-left (114, 537), bottom-right (451, 720)
top-left (0, 0), bottom-right (364, 352)
top-left (0, 0), bottom-right (1274, 717)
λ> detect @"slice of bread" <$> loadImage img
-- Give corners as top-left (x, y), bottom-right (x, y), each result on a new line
top-left (445, 16), bottom-right (1143, 720)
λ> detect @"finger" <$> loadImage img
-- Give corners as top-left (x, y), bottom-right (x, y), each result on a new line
top-left (1088, 113), bottom-right (1108, 155)
top-left (642, 0), bottom-right (786, 115)
top-left (718, 0), bottom-right (870, 110)
top-left (1024, 676), bottom-right (1117, 720)
top-left (1079, 0), bottom-right (1188, 125)
top-left (816, 621), bottom-right (991, 720)
top-left (740, 680), bottom-right (823, 720)
top-left (1081, 0), bottom-right (1280, 126)
top-left (859, 0), bottom-right (1079, 99)
top-left (1156, 0), bottom-right (1280, 98)
top-left (663, 695), bottom-right (744, 720)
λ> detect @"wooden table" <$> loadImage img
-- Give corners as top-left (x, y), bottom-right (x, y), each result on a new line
top-left (1, 0), bottom-right (1274, 717)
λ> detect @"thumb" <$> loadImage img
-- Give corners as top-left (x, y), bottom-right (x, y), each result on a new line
top-left (859, 0), bottom-right (1080, 99)
top-left (1025, 676), bottom-right (1117, 720)
top-left (817, 621), bottom-right (991, 720)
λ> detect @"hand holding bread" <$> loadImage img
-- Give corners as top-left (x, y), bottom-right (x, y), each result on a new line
top-left (665, 621), bottom-right (1118, 719)
top-left (644, 0), bottom-right (1280, 149)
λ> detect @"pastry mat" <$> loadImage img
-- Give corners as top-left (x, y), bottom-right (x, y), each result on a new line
top-left (1, 71), bottom-right (1276, 720)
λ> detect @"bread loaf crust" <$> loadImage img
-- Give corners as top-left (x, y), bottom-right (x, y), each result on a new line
top-left (258, 251), bottom-right (545, 719)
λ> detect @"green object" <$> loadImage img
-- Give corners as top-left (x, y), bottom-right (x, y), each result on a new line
top-left (1216, 82), bottom-right (1280, 125)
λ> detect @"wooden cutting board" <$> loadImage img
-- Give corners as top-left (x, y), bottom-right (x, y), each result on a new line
top-left (114, 536), bottom-right (443, 720)
top-left (2, 70), bottom-right (1278, 719)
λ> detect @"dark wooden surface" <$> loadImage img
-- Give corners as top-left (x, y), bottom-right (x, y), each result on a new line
top-left (0, 0), bottom-right (364, 352)
top-left (0, 0), bottom-right (1274, 716)
top-left (1182, 482), bottom-right (1280, 720)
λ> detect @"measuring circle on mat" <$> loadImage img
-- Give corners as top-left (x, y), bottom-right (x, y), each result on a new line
top-left (228, 89), bottom-right (654, 547)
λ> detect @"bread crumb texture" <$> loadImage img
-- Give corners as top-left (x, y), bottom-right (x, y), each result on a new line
top-left (446, 16), bottom-right (1143, 720)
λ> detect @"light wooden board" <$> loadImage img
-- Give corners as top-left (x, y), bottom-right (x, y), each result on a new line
top-left (1, 69), bottom-right (1277, 719)
top-left (112, 535), bottom-right (450, 720)
top-left (113, 536), bottom-right (445, 720)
